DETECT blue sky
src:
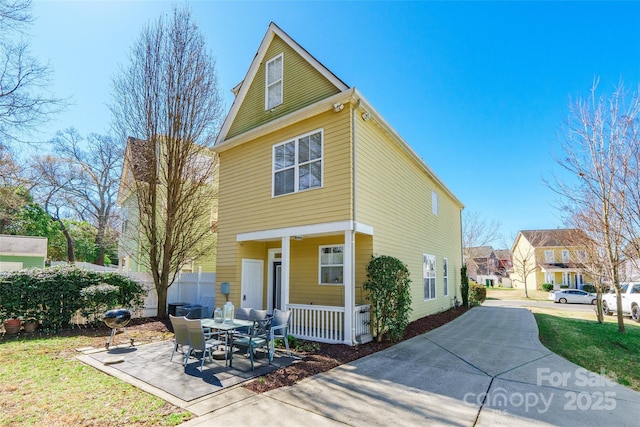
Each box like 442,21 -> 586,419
26,0 -> 640,247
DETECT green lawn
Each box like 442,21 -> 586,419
535,312 -> 640,391
0,335 -> 191,426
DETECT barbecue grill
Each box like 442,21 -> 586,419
103,308 -> 135,350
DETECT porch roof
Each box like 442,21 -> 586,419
236,220 -> 374,242
539,263 -> 584,273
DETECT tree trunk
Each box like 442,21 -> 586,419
56,219 -> 75,263
615,287 -> 625,333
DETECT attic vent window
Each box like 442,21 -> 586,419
266,53 -> 283,110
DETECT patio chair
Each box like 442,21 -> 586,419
169,315 -> 190,366
233,317 -> 272,371
233,307 -> 252,334
249,308 -> 268,321
269,309 -> 291,362
184,318 -> 224,371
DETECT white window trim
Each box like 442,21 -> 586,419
544,250 -> 554,263
562,250 -> 570,263
319,244 -> 344,285
272,128 -> 324,197
265,53 -> 283,110
423,253 -> 436,300
443,257 -> 449,297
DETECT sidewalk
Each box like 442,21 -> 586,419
181,306 -> 640,426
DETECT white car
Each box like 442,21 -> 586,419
548,289 -> 597,304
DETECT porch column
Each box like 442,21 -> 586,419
281,236 -> 290,309
343,229 -> 354,345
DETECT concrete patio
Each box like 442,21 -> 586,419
77,339 -> 296,416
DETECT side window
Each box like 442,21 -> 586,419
443,258 -> 449,297
562,250 -> 570,263
265,53 -> 283,110
431,191 -> 438,215
423,254 -> 436,300
319,245 -> 343,285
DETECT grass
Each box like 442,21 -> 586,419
485,286 -> 550,301
0,333 -> 191,426
535,313 -> 640,391
484,286 -> 640,392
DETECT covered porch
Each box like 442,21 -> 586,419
540,264 -> 585,289
236,220 -> 374,345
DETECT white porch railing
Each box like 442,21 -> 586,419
286,303 -> 371,345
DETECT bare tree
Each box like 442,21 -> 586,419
551,81 -> 640,333
111,6 -> 223,317
28,155 -> 76,261
0,0 -> 64,142
462,210 -> 502,260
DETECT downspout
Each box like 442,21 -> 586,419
349,98 -> 361,345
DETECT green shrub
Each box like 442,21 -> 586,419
582,284 -> 597,293
541,283 -> 554,292
363,255 -> 412,342
0,266 -> 145,331
469,282 -> 487,305
461,265 -> 469,307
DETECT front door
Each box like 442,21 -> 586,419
241,259 -> 263,309
272,261 -> 282,311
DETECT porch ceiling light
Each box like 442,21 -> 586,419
293,235 -> 303,240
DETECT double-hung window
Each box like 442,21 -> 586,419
443,258 -> 449,297
319,245 -> 343,284
562,250 -> 570,263
266,53 -> 283,110
273,130 -> 322,196
423,254 -> 436,300
544,250 -> 554,263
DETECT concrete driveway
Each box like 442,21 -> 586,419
182,306 -> 640,426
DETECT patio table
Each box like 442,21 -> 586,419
201,318 -> 254,368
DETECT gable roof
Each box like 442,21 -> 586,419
518,229 -> 587,248
468,246 -> 494,259
215,22 -> 349,145
494,249 -> 512,261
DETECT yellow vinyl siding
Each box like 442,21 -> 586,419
355,114 -> 462,320
219,111 -> 352,235
227,35 -> 341,139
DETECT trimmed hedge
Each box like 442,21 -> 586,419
363,255 -> 412,342
0,265 -> 145,331
541,283 -> 554,292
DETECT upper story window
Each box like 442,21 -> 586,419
273,129 -> 323,196
432,191 -> 438,215
577,250 -> 587,262
319,245 -> 343,285
266,53 -> 283,110
562,250 -> 570,263
544,250 -> 554,263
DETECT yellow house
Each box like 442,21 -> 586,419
510,229 -> 589,290
213,23 -> 464,345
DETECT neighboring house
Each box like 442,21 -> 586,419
510,229 -> 588,290
0,234 -> 47,271
494,249 -> 512,277
116,137 -> 218,274
212,23 -> 464,345
466,246 -> 497,279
